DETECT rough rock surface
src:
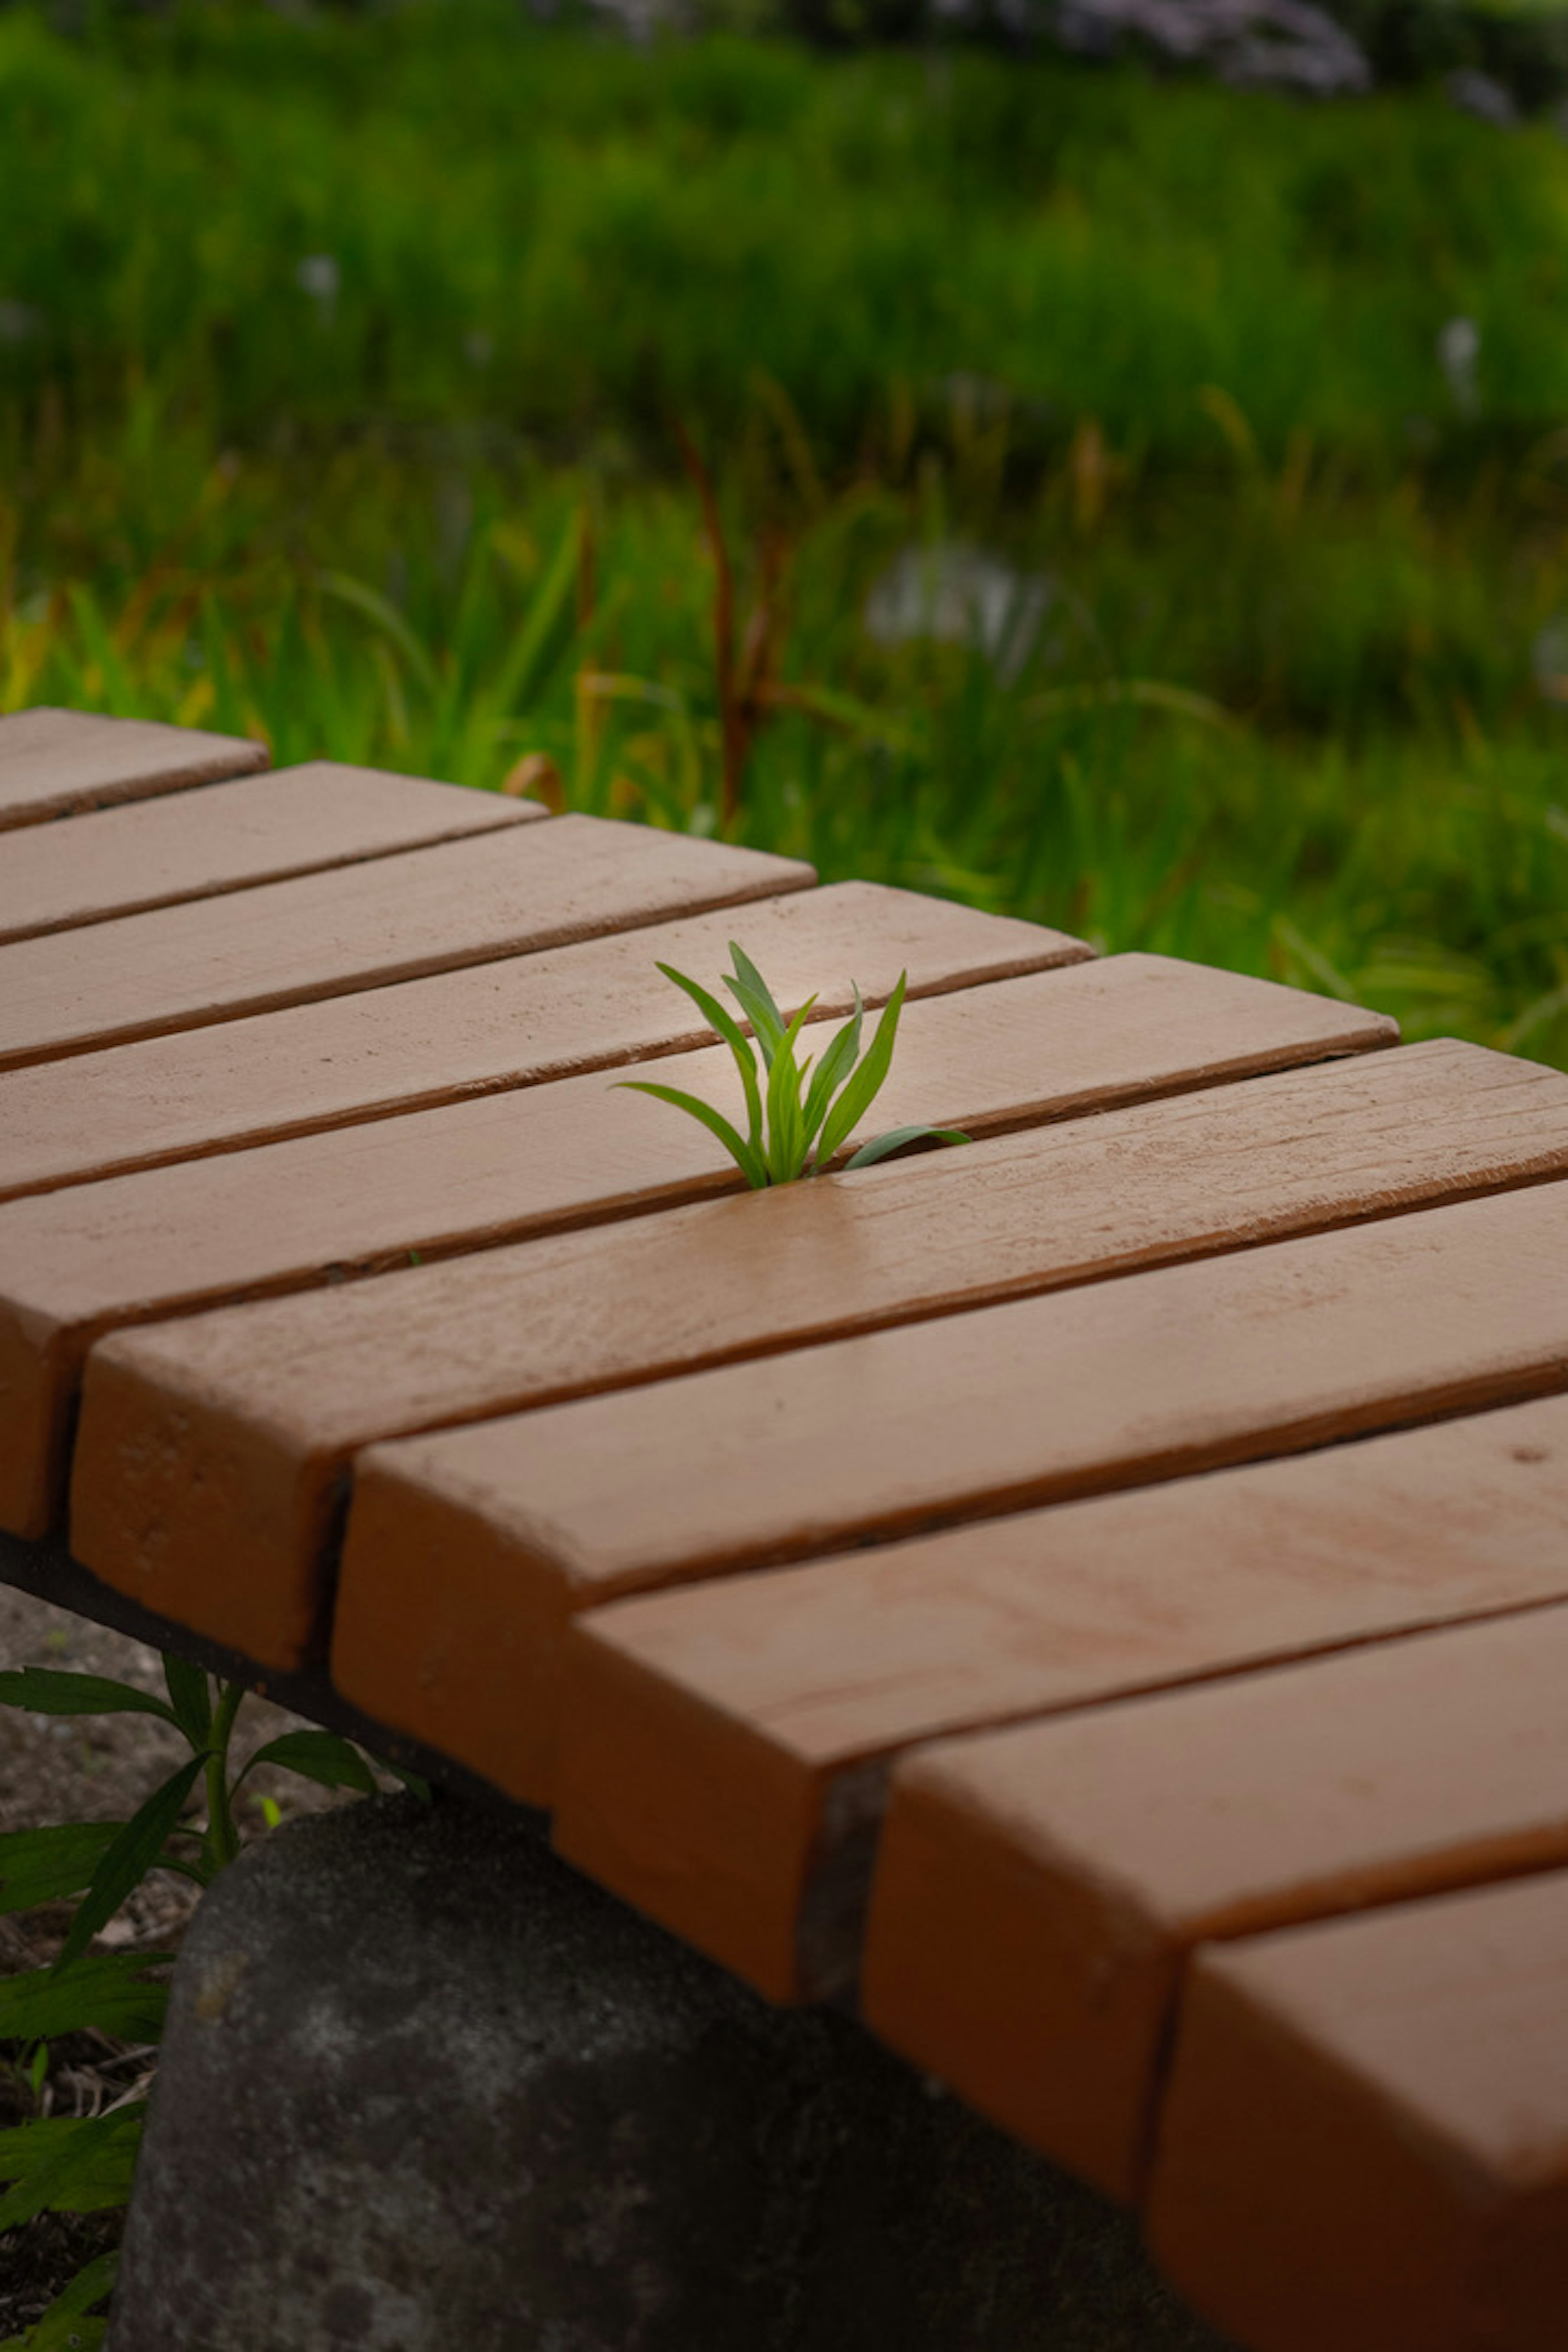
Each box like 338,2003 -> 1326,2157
109,1793 -> 1234,2352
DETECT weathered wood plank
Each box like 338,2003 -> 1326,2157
316,1182 -> 1568,1790
0,955 -> 1392,1543
0,883 -> 1092,1200
1147,1872 -> 1568,2352
552,1391 -> 1568,2005
0,762 -> 540,944
0,816 -> 813,1069
59,1092 -> 1568,1674
861,1605 -> 1568,2204
0,707 -> 267,829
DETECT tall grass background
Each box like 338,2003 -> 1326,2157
4,0 -> 1568,1062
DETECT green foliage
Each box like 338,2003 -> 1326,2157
618,946 -> 969,1183
0,1659 -> 415,2345
2,14 -> 1567,1069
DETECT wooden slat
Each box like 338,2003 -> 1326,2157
316,1182 -> 1568,1789
0,816 -> 813,1070
860,1605 -> 1568,2204
0,882 -> 1094,1200
551,1390 -> 1568,2005
1146,1873 -> 1568,2352
0,956 -> 1399,1538
0,707 -> 267,829
0,762 -> 541,944
62,1116 -> 1568,1676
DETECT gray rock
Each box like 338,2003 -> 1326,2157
1054,0 -> 1372,96
1445,67 -> 1520,127
110,1794 -> 1235,2352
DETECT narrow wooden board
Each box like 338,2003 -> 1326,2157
316,1181 -> 1568,1792
0,883 -> 1095,1201
0,969 -> 1410,1540
860,1603 -> 1568,2204
1147,1872 -> 1568,2352
0,816 -> 813,1071
552,1390 -> 1568,2006
0,762 -> 540,944
0,707 -> 268,830
64,1106 -> 1568,1674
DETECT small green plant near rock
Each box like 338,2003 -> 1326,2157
617,944 -> 969,1186
0,1657 -> 423,2350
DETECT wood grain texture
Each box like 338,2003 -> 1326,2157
861,1603 -> 1568,2203
0,708 -> 269,830
0,882 -> 1092,1201
552,1391 -> 1568,2005
0,762 -> 539,943
1147,1873 -> 1568,2352
0,973 -> 1415,1541
318,1180 -> 1568,1793
0,815 -> 813,1069
63,1030 -> 1508,1663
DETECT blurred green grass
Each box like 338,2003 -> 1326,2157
4,1 -> 1568,1063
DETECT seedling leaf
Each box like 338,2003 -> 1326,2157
722,971 -> 783,1069
0,2107 -> 144,2231
728,942 -> 786,1040
764,994 -> 817,1180
653,962 -> 762,1153
0,1670 -> 179,1730
614,1080 -> 767,1189
238,1730 -> 377,1797
0,1952 -> 170,2045
842,1125 -> 971,1171
55,1757 -> 205,1974
802,986 -> 864,1153
161,1655 -> 212,1746
814,970 -> 910,1165
0,1823 -> 124,1915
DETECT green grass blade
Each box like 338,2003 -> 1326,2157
764,993 -> 817,1181
802,984 -> 864,1154
722,971 -> 783,1069
728,942 -> 786,1038
0,1953 -> 170,2047
654,962 -> 763,1153
0,1824 -> 124,1916
55,1758 -> 205,1974
815,971 -> 910,1165
488,511 -> 581,715
842,1125 -> 972,1171
0,1670 -> 180,1730
614,1080 -> 767,1189
319,570 -> 440,698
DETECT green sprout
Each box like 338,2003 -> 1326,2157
617,943 -> 969,1187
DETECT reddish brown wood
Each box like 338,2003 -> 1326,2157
552,1390 -> 1568,2005
312,1182 -> 1568,1793
0,762 -> 539,944
0,707 -> 267,829
0,998 -> 1438,1542
861,1604 -> 1568,2203
0,817 -> 812,1070
0,883 -> 1093,1200
1147,1873 -> 1568,2352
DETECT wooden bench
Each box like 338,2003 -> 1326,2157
3,703 -> 1568,2352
